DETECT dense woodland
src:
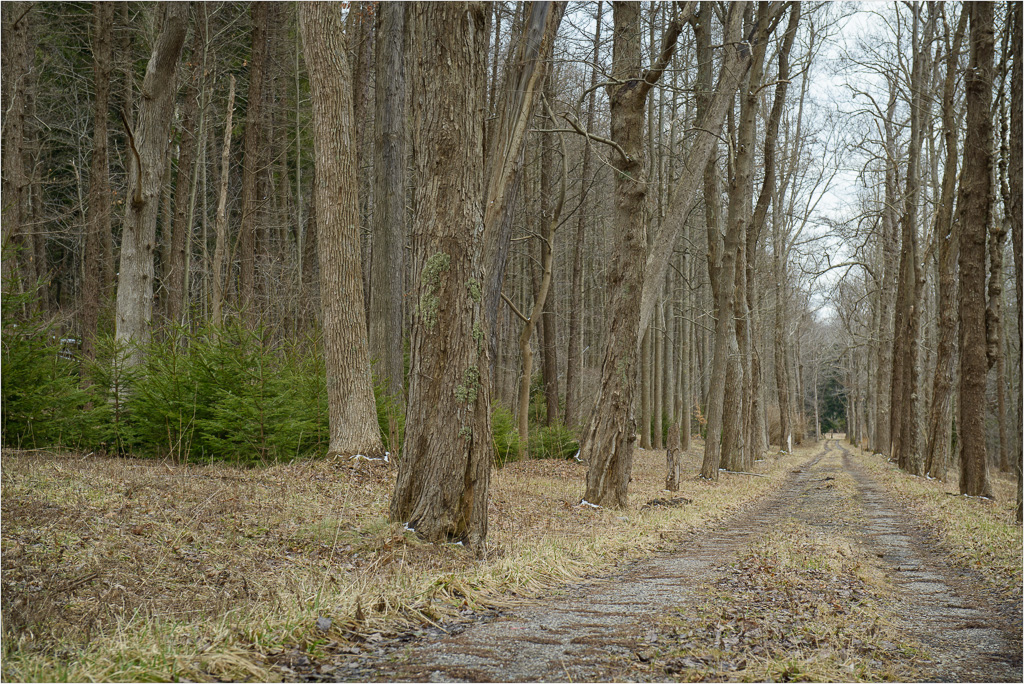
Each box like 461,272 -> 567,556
2,1 -> 1022,545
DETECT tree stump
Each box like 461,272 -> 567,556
665,423 -> 682,491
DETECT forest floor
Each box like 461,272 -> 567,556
1,438 -> 1020,682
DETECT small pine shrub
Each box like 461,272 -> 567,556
1,289 -> 89,448
528,422 -> 579,460
491,405 -> 521,465
79,334 -> 137,453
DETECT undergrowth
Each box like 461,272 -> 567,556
2,293 -> 578,466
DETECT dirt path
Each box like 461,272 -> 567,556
318,442 -> 1021,682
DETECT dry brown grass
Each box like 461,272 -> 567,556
1,441 -> 813,681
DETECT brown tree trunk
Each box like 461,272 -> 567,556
237,1 -> 270,319
565,1 -> 602,429
875,79 -> 900,457
81,1 -> 114,359
701,4 -> 772,479
211,76 -> 235,329
369,1 -> 407,401
299,2 -> 384,459
165,23 -> 202,327
665,422 -> 681,491
1006,1 -> 1023,520
114,3 -> 188,366
1,3 -> 32,288
481,2 -> 564,386
957,1 -> 995,499
579,1 -> 689,507
924,6 -> 967,480
390,2 -> 493,547
892,4 -> 933,476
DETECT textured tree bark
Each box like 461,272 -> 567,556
680,247 -> 692,452
665,422 -> 681,491
114,3 -> 188,367
237,1 -> 270,319
1007,1 -> 1023,520
165,23 -> 202,327
299,2 -> 384,459
874,79 -> 900,457
892,4 -> 933,476
369,1 -> 407,401
390,2 -> 493,547
957,1 -> 994,499
564,0 -> 602,429
924,6 -> 967,480
989,24 -> 1010,474
640,329 -> 653,449
700,4 -> 763,479
579,1 -> 686,507
211,76 -> 235,329
539,78 -> 560,428
755,4 -> 799,453
1,3 -> 32,288
81,1 -> 114,359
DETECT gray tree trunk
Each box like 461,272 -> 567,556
114,3 -> 188,366
299,1 -> 384,458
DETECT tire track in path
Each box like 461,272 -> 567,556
353,450 -> 829,682
837,442 -> 1022,682
330,442 -> 1020,682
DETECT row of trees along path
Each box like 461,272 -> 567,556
1,2 -> 1021,545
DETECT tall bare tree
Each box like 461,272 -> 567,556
565,1 -> 603,429
957,1 -> 995,498
391,2 -> 493,547
369,1 -> 407,400
237,1 -> 271,318
299,2 -> 384,459
114,3 -> 188,366
924,6 -> 967,479
1,3 -> 33,288
579,1 -> 692,506
81,1 -> 114,359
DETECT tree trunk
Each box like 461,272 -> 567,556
1,3 -> 32,287
166,22 -> 202,327
640,328 -> 653,449
1006,1 -> 1023,520
114,3 -> 188,367
875,78 -> 900,457
481,2 -> 564,385
924,6 -> 967,479
81,1 -> 114,359
211,77 -> 235,329
665,422 -> 681,491
701,4 -> 771,479
369,1 -> 407,401
299,2 -> 384,459
565,0 -> 602,429
238,1 -> 270,319
579,1 -> 689,508
390,2 -> 493,547
957,1 -> 995,499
